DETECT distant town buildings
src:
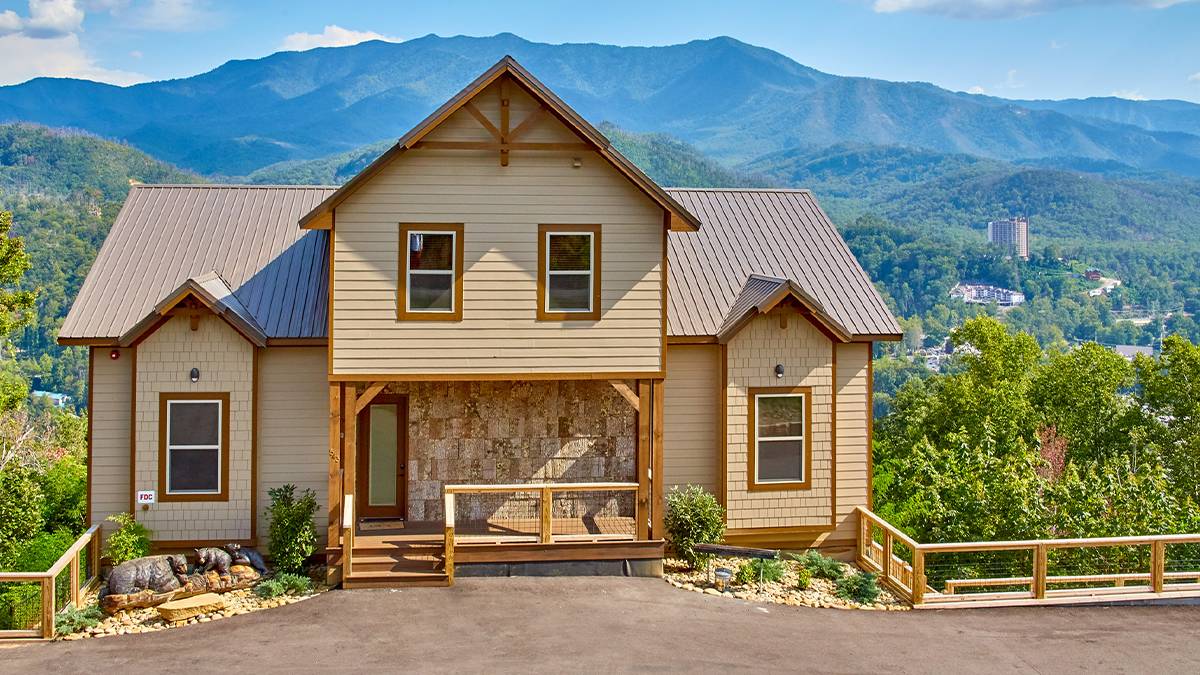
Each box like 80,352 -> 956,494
987,216 -> 1029,260
1111,345 -> 1154,361
1084,268 -> 1103,281
31,390 -> 71,408
951,283 -> 1026,307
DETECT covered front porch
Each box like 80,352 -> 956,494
325,378 -> 667,587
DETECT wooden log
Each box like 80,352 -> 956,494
693,543 -> 777,559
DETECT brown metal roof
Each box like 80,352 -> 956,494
716,274 -> 852,344
59,184 -> 335,342
665,188 -> 900,340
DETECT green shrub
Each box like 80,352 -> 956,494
274,572 -> 312,595
835,571 -> 881,604
254,579 -> 285,599
266,484 -> 318,575
794,549 -> 846,580
102,513 -> 152,564
38,455 -> 87,535
0,583 -> 41,630
734,557 -> 786,585
0,466 -> 43,566
795,566 -> 813,590
10,530 -> 75,572
55,604 -> 102,635
663,485 -> 725,568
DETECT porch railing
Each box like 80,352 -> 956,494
443,481 -> 640,582
0,524 -> 102,640
857,507 -> 1200,608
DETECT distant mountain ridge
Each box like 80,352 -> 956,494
2,33 -> 1200,176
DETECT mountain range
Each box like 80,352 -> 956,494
2,33 -> 1200,177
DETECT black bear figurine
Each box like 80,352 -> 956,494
224,543 -> 269,576
195,547 -> 233,576
104,554 -> 189,597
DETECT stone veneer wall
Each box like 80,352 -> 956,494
725,307 -> 834,530
382,380 -> 636,521
134,315 -> 254,541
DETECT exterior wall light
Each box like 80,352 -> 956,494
190,368 -> 200,383
109,349 -> 120,360
774,363 -> 785,379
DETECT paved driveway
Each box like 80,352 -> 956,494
3,577 -> 1198,673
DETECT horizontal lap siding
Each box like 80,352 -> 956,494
257,348 -> 329,543
829,342 -> 871,548
90,347 -> 132,536
663,345 -> 720,494
332,81 -> 664,376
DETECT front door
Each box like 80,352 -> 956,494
356,394 -> 407,520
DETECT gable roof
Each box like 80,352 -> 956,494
118,271 -> 268,347
59,184 -> 335,344
666,188 -> 900,340
716,275 -> 852,344
297,55 -> 701,233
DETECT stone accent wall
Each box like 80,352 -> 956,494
134,315 -> 254,541
725,307 -> 834,530
383,380 -> 636,521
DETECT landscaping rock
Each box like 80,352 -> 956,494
157,593 -> 226,622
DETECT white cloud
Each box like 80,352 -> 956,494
0,33 -> 146,85
999,69 -> 1024,89
128,49 -> 141,58
280,24 -> 400,52
872,0 -> 1193,20
967,85 -> 986,94
1111,89 -> 1148,100
1049,39 -> 1064,49
1189,72 -> 1200,84
0,0 -> 85,39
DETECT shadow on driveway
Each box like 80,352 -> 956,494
3,576 -> 1199,673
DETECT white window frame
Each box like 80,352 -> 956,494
544,230 -> 595,314
405,230 -> 458,314
754,392 -> 807,485
165,399 -> 223,495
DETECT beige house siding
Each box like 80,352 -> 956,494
662,344 -> 720,494
724,308 -> 834,530
258,347 -> 328,544
332,79 -> 665,377
134,315 -> 254,541
829,342 -> 871,550
90,347 -> 132,535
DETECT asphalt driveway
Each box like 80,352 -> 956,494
3,577 -> 1198,673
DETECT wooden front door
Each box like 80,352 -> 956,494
356,394 -> 407,520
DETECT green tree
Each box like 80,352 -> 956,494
0,212 -> 34,337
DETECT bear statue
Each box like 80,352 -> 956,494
224,543 -> 270,576
195,547 -> 233,576
104,554 -> 189,597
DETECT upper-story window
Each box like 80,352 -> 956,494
538,224 -> 601,321
398,223 -> 464,321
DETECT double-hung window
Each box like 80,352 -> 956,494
538,224 -> 601,321
399,223 -> 464,321
159,393 -> 229,500
749,387 -> 811,490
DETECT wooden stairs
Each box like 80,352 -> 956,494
342,527 -> 450,589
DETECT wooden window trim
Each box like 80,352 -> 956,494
537,224 -> 601,322
746,386 -> 812,492
397,223 -> 465,322
158,391 -> 231,502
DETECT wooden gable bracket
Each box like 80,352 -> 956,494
447,77 -> 558,167
354,382 -> 389,415
609,380 -> 640,410
165,297 -> 207,331
499,78 -> 509,166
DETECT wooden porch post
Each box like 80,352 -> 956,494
342,385 -> 358,576
651,379 -> 665,540
326,383 -> 343,584
636,380 -> 651,540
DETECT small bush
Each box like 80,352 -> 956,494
38,455 -> 87,535
10,530 -> 75,572
0,466 -> 43,566
735,557 -> 786,585
103,512 -> 152,564
275,572 -> 312,595
266,484 -> 318,575
835,571 -> 881,604
664,485 -> 725,568
795,566 -> 813,590
55,604 -> 102,635
254,579 -> 285,599
794,549 -> 845,580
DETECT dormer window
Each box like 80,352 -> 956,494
398,223 -> 464,321
537,224 -> 601,321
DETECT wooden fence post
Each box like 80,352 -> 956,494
882,529 -> 894,584
1152,541 -> 1165,593
444,492 -> 456,586
540,487 -> 553,544
41,576 -> 54,639
911,548 -> 925,605
69,551 -> 80,609
1033,544 -> 1048,599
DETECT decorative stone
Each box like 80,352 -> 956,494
101,564 -> 259,614
158,594 -> 226,622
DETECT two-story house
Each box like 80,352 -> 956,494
59,57 -> 899,587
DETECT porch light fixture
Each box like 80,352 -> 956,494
572,157 -> 582,168
190,368 -> 200,383
109,349 -> 120,360
774,364 -> 785,379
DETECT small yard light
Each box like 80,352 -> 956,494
774,363 -> 785,379
714,567 -> 733,593
190,367 -> 200,383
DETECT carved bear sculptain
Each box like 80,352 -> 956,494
224,543 -> 269,576
195,547 -> 233,576
104,554 -> 189,597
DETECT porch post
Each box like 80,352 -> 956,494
651,379 -> 665,540
341,385 -> 358,578
326,383 -> 343,584
636,380 -> 651,540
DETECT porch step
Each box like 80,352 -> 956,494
344,532 -> 450,588
343,570 -> 450,589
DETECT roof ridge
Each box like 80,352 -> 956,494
664,187 -> 813,194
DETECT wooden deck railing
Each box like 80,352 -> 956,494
442,481 -> 641,583
857,507 -> 1200,608
0,524 -> 102,639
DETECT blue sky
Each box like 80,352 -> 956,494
0,0 -> 1197,102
